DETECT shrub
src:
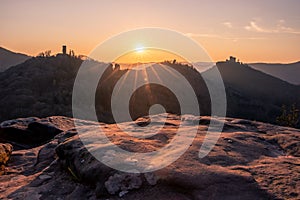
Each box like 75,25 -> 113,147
276,104 -> 299,128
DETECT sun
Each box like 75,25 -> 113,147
135,46 -> 145,53
114,48 -> 187,64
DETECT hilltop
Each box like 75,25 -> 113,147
0,47 -> 31,72
204,60 -> 300,125
0,55 -> 299,127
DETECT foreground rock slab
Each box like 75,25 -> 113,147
0,115 -> 299,199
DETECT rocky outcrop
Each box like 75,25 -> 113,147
0,115 -> 299,199
0,116 -> 73,150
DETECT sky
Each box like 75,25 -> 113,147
1,0 -> 300,63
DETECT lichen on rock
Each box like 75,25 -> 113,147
0,143 -> 13,175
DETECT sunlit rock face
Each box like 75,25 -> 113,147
0,114 -> 299,199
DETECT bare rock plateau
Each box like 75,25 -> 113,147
0,114 -> 299,200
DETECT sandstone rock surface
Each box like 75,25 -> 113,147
0,115 -> 299,200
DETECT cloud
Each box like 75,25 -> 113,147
222,22 -> 233,28
245,20 -> 300,34
276,19 -> 300,34
244,21 -> 269,33
185,33 -> 221,38
184,32 -> 266,41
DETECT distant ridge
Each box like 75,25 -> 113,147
248,61 -> 300,85
192,61 -> 215,73
0,47 -> 31,72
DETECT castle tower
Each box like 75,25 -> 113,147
62,45 -> 67,54
229,56 -> 236,63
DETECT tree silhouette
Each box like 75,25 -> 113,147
276,104 -> 299,128
37,50 -> 51,57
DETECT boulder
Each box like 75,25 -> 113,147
104,173 -> 143,195
0,117 -> 63,149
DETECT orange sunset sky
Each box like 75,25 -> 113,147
1,0 -> 300,63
